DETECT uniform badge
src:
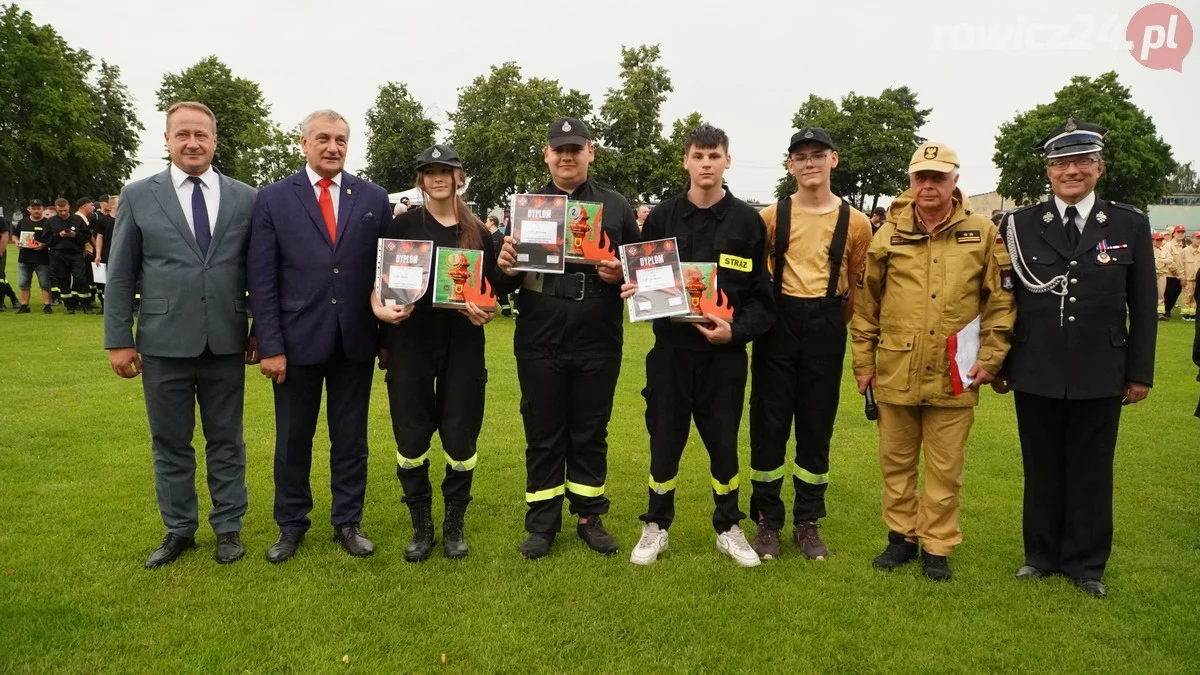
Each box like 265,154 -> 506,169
804,129 -> 814,139
1096,211 -> 1107,223
346,188 -> 352,195
432,148 -> 442,158
1065,118 -> 1077,132
924,146 -> 939,159
1000,270 -> 1014,291
1042,212 -> 1055,223
562,121 -> 572,132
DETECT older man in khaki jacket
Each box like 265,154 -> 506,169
851,141 -> 1015,582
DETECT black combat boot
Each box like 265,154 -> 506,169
443,501 -> 470,559
404,502 -> 435,563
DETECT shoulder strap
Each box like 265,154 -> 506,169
772,197 -> 791,296
825,200 -> 851,298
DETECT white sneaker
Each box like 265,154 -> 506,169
716,525 -> 761,567
630,523 -> 669,565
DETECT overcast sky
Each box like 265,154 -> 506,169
20,0 -> 1199,202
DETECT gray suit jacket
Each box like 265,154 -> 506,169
104,167 -> 257,357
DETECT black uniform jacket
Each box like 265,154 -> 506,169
513,179 -> 641,359
1001,196 -> 1156,399
641,188 -> 775,350
380,209 -> 514,360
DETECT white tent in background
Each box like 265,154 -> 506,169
388,187 -> 424,206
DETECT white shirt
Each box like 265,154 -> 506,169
1054,191 -> 1095,234
170,163 -> 220,239
306,164 -> 341,224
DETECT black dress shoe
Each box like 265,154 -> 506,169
266,531 -> 304,564
144,533 -> 196,569
1074,578 -> 1108,598
1015,565 -> 1053,580
216,532 -> 245,564
334,524 -> 375,557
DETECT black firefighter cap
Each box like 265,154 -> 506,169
1036,118 -> 1107,159
28,198 -> 44,207
416,144 -> 463,170
788,127 -> 835,153
547,117 -> 591,148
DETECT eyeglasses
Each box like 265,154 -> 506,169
1047,157 -> 1099,170
789,152 -> 829,167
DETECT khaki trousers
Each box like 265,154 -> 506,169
1157,275 -> 1167,314
877,402 -> 974,556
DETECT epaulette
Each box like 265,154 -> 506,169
1008,203 -> 1042,215
1108,201 -> 1145,215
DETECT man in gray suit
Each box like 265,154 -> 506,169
104,101 -> 258,568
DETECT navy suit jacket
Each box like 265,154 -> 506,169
248,168 -> 392,366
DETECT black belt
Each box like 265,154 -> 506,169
536,271 -> 612,301
779,295 -> 844,309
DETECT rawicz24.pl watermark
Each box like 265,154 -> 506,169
930,3 -> 1192,71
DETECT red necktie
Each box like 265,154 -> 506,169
317,177 -> 337,243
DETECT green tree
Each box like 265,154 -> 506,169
0,4 -> 109,206
649,112 -> 703,199
362,82 -> 437,192
774,88 -> 929,209
88,60 -> 144,195
448,62 -> 591,212
993,71 -> 1174,210
251,124 -> 304,185
591,45 -> 673,201
156,56 -> 273,184
1166,160 -> 1198,194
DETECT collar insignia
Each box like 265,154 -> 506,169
1096,211 -> 1106,223
1043,211 -> 1055,223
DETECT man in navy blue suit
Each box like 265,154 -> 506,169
248,109 -> 392,563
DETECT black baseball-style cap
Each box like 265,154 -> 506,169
28,199 -> 43,207
416,144 -> 463,170
547,117 -> 591,148
788,127 -> 835,153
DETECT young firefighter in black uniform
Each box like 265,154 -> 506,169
48,197 -> 96,314
624,124 -> 776,567
497,117 -> 642,560
372,145 -> 510,561
993,119 -> 1156,599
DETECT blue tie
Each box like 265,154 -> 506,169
189,176 -> 211,255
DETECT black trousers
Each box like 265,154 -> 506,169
1013,391 -> 1122,580
749,297 -> 847,528
387,323 -> 485,506
519,354 -> 620,534
1164,277 -> 1182,316
50,250 -> 91,307
641,346 -> 748,533
271,342 -> 374,533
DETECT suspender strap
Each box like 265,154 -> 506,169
825,200 -> 851,298
772,197 -> 791,297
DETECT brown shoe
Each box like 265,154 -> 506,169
793,521 -> 830,560
752,523 -> 781,560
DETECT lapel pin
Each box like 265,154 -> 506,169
346,188 -> 352,195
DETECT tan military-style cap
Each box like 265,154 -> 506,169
909,142 -> 960,173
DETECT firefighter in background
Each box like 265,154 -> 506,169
372,144 -> 512,562
1181,231 -> 1199,322
1154,232 -> 1172,320
851,141 -> 1015,583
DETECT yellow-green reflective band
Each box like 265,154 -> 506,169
794,463 -> 829,485
445,451 -> 478,472
649,476 -> 677,495
750,466 -> 786,483
711,475 -> 740,495
526,484 -> 565,503
566,480 -> 605,497
396,449 -> 430,469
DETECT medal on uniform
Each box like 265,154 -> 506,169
1096,238 -> 1110,264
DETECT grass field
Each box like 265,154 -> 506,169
1,249 -> 1198,673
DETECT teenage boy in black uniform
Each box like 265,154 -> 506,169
497,117 -> 641,560
49,197 -> 96,314
624,123 -> 775,567
14,200 -> 53,313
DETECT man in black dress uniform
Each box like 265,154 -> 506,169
994,118 -> 1156,598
